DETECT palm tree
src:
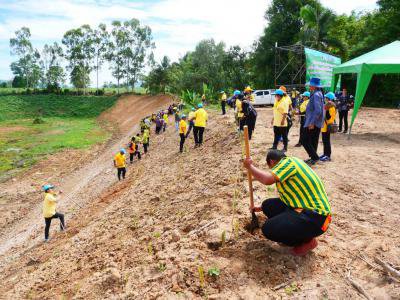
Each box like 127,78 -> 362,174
300,4 -> 345,54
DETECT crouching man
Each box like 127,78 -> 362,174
243,149 -> 332,256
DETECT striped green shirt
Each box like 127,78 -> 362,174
271,157 -> 331,216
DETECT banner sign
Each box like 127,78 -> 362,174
305,47 -> 341,89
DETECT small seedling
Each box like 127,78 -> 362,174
221,231 -> 226,247
147,242 -> 153,255
153,231 -> 161,239
284,282 -> 299,296
198,265 -> 205,288
158,262 -> 167,272
207,267 -> 220,277
233,219 -> 240,239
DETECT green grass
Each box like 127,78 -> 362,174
0,94 -> 118,179
0,87 -> 148,96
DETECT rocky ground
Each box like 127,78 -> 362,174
0,96 -> 399,299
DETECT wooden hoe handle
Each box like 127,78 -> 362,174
243,126 -> 254,209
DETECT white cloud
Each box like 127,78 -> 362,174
0,0 -> 377,84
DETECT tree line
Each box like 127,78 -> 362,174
144,0 -> 399,107
9,18 -> 154,94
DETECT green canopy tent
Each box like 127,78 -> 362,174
331,40 -> 400,133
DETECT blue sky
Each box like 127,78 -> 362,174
0,0 -> 377,85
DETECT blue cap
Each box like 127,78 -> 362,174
302,91 -> 310,98
325,92 -> 335,100
233,90 -> 241,96
191,107 -> 195,111
181,114 -> 186,118
197,103 -> 203,108
307,77 -> 321,87
120,148 -> 126,154
274,89 -> 284,96
42,184 -> 55,191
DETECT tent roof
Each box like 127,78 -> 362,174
333,40 -> 400,74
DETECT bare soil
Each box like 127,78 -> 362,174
0,99 -> 399,299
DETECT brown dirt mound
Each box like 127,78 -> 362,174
0,106 -> 399,299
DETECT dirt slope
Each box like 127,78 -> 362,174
0,94 -> 172,264
0,104 -> 399,299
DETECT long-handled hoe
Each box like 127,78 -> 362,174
243,126 -> 259,233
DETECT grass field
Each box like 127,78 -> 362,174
0,94 -> 118,178
0,87 -> 147,95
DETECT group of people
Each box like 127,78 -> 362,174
271,77 -> 353,165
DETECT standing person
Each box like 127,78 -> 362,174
193,103 -> 208,147
242,96 -> 257,140
295,92 -> 310,147
303,77 -> 324,165
142,127 -> 150,154
163,111 -> 169,132
174,108 -> 180,131
179,115 -> 188,153
280,86 -> 293,137
235,93 -> 244,130
220,91 -> 227,115
114,149 -> 127,181
42,184 -> 65,242
270,89 -> 289,152
242,150 -> 332,256
133,133 -> 142,160
128,138 -> 136,164
320,92 -> 336,162
155,116 -> 162,134
186,107 -> 195,138
337,88 -> 349,133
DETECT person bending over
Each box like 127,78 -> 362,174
243,149 -> 332,256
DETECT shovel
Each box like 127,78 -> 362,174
243,126 -> 259,233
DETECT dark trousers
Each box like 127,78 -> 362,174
179,133 -> 186,152
261,198 -> 325,246
339,110 -> 348,132
143,143 -> 148,153
186,121 -> 194,138
322,131 -> 331,158
135,151 -> 141,160
298,115 -> 306,144
193,126 -> 205,145
117,167 -> 126,180
239,118 -> 246,131
221,101 -> 226,115
246,116 -> 257,140
155,126 -> 161,134
129,153 -> 134,163
45,212 -> 65,239
272,126 -> 288,150
302,127 -> 321,161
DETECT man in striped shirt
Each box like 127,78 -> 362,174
243,149 -> 332,256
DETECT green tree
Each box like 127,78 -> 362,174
144,56 -> 171,94
62,25 -> 95,93
41,42 -> 65,90
92,23 -> 109,91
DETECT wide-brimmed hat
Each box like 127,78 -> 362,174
307,77 -> 321,87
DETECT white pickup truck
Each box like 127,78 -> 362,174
252,89 -> 275,106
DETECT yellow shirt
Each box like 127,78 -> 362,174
283,95 -> 292,107
163,114 -> 169,123
179,119 -> 187,134
236,99 -> 243,118
193,108 -> 208,127
43,193 -> 57,218
322,106 -> 336,133
249,94 -> 255,102
114,153 -> 126,168
273,98 -> 289,127
142,129 -> 150,143
221,93 -> 227,101
299,99 -> 309,114
188,111 -> 195,121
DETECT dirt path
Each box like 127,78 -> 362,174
0,104 -> 399,299
0,94 -> 173,265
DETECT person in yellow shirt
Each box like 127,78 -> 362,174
186,107 -> 195,138
270,89 -> 289,151
280,86 -> 293,137
179,115 -> 188,153
163,111 -> 169,132
244,86 -> 255,103
320,92 -> 336,162
236,96 -> 243,129
114,148 -> 127,180
42,184 -> 65,242
220,91 -> 227,115
295,92 -> 310,147
193,103 -> 208,147
142,127 -> 150,154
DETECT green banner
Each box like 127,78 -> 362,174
305,47 -> 341,89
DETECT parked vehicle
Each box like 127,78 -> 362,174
253,89 -> 275,106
